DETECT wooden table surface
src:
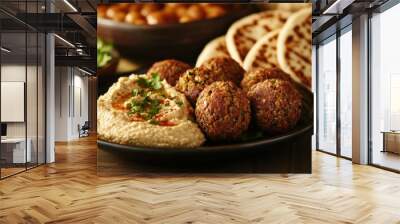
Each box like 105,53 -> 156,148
1,136 -> 400,223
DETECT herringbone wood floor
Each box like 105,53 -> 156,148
1,136 -> 400,224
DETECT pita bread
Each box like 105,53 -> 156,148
277,7 -> 312,89
263,3 -> 311,12
196,36 -> 229,67
226,10 -> 291,65
243,29 -> 281,71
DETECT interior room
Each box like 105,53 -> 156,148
54,67 -> 91,141
313,0 -> 400,172
0,0 -> 400,223
0,0 -> 96,179
369,4 -> 400,170
0,1 -> 46,178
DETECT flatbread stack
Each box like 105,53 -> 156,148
243,29 -> 281,71
196,5 -> 312,89
225,10 -> 291,65
196,36 -> 230,67
277,8 -> 312,89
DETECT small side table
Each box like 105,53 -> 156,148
1,138 -> 32,164
381,131 -> 400,154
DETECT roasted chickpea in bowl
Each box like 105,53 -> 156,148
97,4 -> 254,59
98,3 -> 233,25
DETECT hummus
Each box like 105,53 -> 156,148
97,74 -> 205,148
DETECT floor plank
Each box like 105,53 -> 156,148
0,136 -> 400,224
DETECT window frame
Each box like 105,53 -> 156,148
0,1 -> 47,180
315,23 -> 353,161
367,0 -> 400,173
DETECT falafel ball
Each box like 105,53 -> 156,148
147,59 -> 191,86
175,66 -> 225,105
241,67 -> 292,93
247,79 -> 302,134
195,81 -> 251,141
200,56 -> 245,85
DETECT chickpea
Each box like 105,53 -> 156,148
165,11 -> 179,23
164,3 -> 185,10
130,18 -> 146,25
186,5 -> 206,21
103,3 -> 231,25
116,3 -> 130,11
203,5 -> 227,19
128,4 -> 142,12
179,15 -> 193,23
125,11 -> 144,24
106,6 -> 126,22
165,4 -> 189,10
146,11 -> 177,25
146,12 -> 163,25
164,4 -> 182,17
174,6 -> 188,18
163,5 -> 175,15
140,4 -> 162,17
97,5 -> 107,18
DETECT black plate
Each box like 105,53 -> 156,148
97,85 -> 313,159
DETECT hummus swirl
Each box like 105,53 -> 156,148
97,74 -> 205,148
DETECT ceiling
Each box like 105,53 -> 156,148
0,0 -> 97,73
0,0 -> 96,14
312,0 -> 390,44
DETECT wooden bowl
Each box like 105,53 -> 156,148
97,7 -> 254,60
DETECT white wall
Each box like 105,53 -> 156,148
54,67 -> 89,141
1,65 -> 29,138
1,63 -> 46,164
55,66 -> 70,141
1,64 -> 25,138
72,73 -> 89,138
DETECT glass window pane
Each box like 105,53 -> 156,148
1,0 -> 46,179
340,28 -> 352,158
1,31 -> 27,177
317,36 -> 337,154
371,3 -> 400,171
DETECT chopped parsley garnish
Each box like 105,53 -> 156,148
136,73 -> 162,90
148,99 -> 161,117
149,119 -> 160,125
128,95 -> 161,119
175,99 -> 183,107
127,73 -> 164,121
97,39 -> 113,68
132,89 -> 142,97
150,73 -> 162,90
136,77 -> 149,88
